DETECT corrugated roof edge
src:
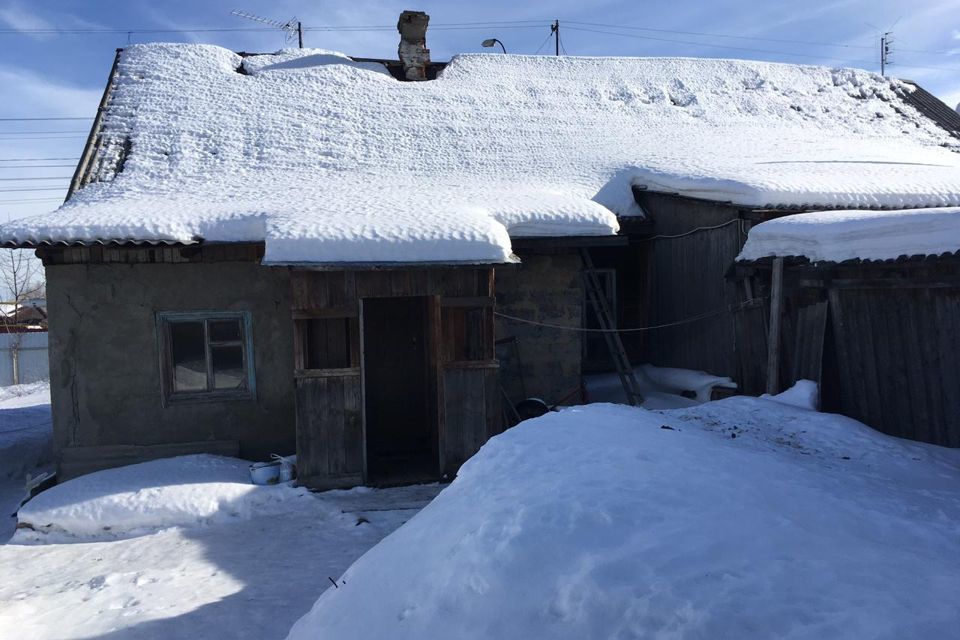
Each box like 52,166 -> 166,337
900,80 -> 960,138
734,249 -> 960,267
631,185 -> 960,213
3,238 -> 197,249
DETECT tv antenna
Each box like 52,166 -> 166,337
880,31 -> 893,76
231,9 -> 303,48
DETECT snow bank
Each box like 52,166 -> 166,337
16,454 -> 317,539
764,379 -> 819,410
287,400 -> 960,639
738,206 -> 960,262
3,47 -> 960,263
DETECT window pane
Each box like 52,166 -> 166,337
212,345 -> 245,390
170,321 -> 207,392
209,319 -> 242,343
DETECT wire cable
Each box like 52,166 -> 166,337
533,30 -> 554,55
0,164 -> 75,169
566,21 -> 877,50
495,298 -> 766,333
0,176 -> 72,181
0,197 -> 64,204
0,187 -> 68,193
0,157 -> 79,162
0,117 -> 91,122
564,25 -> 879,66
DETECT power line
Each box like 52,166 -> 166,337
566,21 -> 877,51
0,197 -> 63,204
0,164 -> 75,169
0,187 -> 68,193
533,29 -> 554,55
0,20 -> 550,35
0,117 -> 91,122
563,25 -> 879,65
564,25 -> 960,73
0,176 -> 72,181
0,157 -> 79,162
0,131 -> 88,136
0,135 -> 87,140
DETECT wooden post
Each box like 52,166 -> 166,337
766,257 -> 784,395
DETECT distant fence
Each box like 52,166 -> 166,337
0,332 -> 48,386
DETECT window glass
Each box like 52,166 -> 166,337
209,319 -> 242,343
170,321 -> 207,392
212,345 -> 245,390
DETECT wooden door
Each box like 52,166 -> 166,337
293,312 -> 365,489
439,296 -> 502,474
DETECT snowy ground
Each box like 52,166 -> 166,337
0,381 -> 52,541
3,383 -> 958,639
288,394 -> 960,639
0,455 -> 442,639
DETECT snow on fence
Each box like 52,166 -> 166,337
0,332 -> 48,387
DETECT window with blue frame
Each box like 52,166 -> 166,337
157,311 -> 256,403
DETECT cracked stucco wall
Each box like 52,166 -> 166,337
45,261 -> 295,477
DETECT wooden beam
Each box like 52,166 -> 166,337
440,296 -> 495,308
295,367 -> 361,379
766,257 -> 784,395
292,307 -> 358,319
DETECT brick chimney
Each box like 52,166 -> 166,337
397,10 -> 430,81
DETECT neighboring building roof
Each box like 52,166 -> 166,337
737,207 -> 960,263
2,45 -> 960,264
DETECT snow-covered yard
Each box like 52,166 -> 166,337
288,396 -> 960,639
0,381 -> 52,541
1,384 -> 958,639
0,454 -> 442,638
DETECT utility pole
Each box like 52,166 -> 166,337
551,20 -> 559,56
298,21 -> 303,48
880,31 -> 893,76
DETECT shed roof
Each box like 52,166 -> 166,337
2,45 -> 960,264
737,207 -> 960,264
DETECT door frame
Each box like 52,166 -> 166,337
358,295 -> 442,483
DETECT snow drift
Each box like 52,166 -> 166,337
15,454 -> 318,539
2,46 -> 960,263
287,399 -> 960,639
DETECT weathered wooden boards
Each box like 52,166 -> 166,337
292,267 -> 502,488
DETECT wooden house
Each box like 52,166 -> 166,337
5,20 -> 960,486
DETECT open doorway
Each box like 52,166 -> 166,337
362,296 -> 437,485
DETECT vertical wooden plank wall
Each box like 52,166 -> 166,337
828,286 -> 960,447
291,268 -> 502,488
737,261 -> 960,447
636,193 -> 746,378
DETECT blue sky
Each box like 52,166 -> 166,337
1,0 -> 958,220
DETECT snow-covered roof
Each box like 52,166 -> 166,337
737,207 -> 960,263
3,45 -> 960,264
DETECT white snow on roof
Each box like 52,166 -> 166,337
737,207 -> 960,263
3,45 -> 960,263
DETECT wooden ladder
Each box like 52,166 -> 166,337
580,248 -> 645,406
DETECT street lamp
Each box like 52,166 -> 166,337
481,38 -> 507,53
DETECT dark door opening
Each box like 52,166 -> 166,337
362,296 -> 437,485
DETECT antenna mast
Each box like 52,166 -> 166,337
231,9 -> 303,48
880,31 -> 893,76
